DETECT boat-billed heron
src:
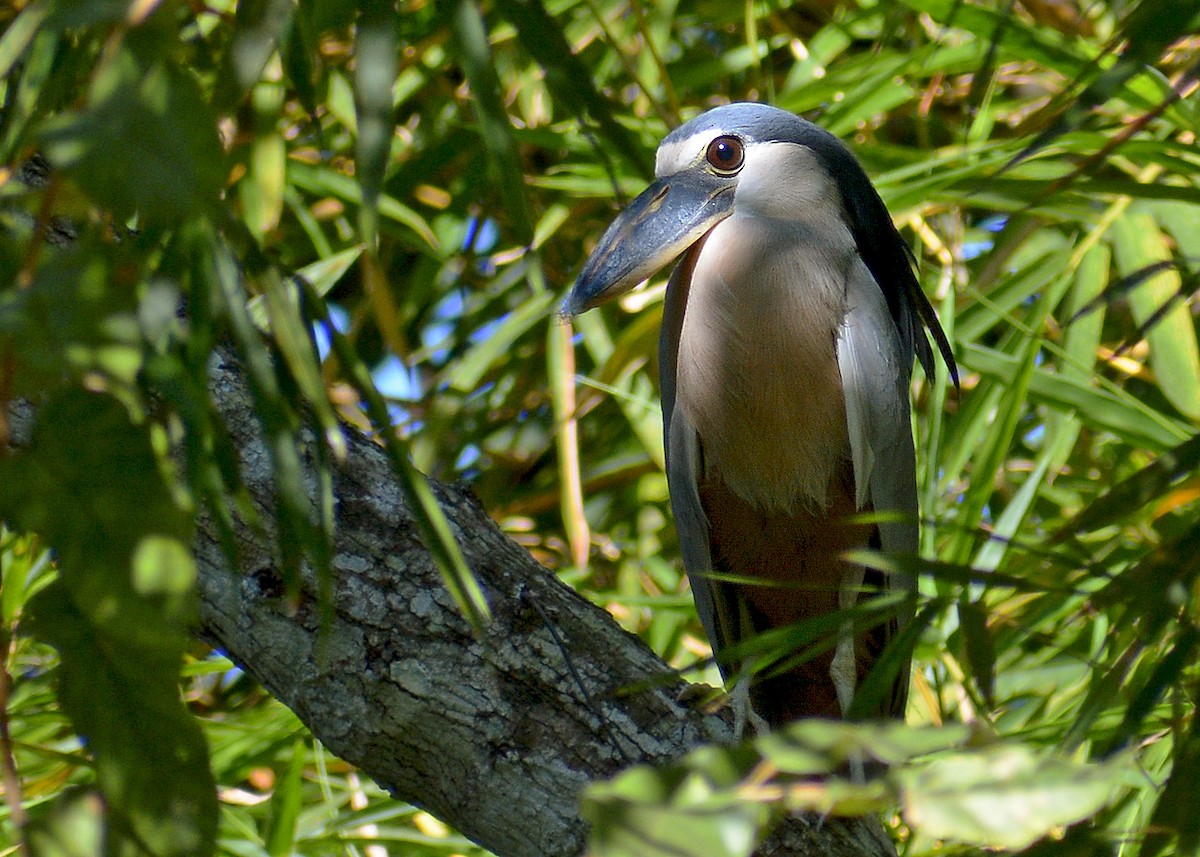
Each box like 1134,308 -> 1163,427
564,103 -> 955,727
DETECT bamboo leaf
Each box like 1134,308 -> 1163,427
441,288 -> 558,393
265,739 -> 307,856
354,0 -> 397,242
439,0 -> 535,246
1108,211 -> 1200,420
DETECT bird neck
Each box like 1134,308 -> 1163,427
671,215 -> 853,513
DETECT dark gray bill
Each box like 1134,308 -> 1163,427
563,172 -> 736,316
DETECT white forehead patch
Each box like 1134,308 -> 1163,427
653,131 -> 844,226
654,130 -> 730,177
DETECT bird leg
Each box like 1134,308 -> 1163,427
728,666 -> 771,742
830,563 -> 865,717
831,563 -> 868,782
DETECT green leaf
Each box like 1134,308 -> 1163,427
1109,211 -> 1200,421
439,0 -> 534,246
240,84 -> 287,240
213,0 -> 296,108
300,281 -> 491,632
958,599 -> 995,708
442,289 -> 557,392
28,583 -> 217,857
0,0 -> 50,82
265,739 -> 307,856
131,534 -> 197,596
287,161 -> 438,249
1063,433 -> 1200,536
296,244 -> 366,296
759,721 -> 970,774
900,745 -> 1126,849
0,237 -> 143,396
584,745 -> 767,857
202,226 -> 325,594
39,47 -> 224,224
354,0 -> 397,242
247,243 -> 364,329
26,789 -> 106,857
961,342 -> 1187,451
0,11 -> 56,161
494,0 -> 654,180
1140,691 -> 1200,857
0,390 -> 214,857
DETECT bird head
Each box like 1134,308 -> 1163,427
562,103 -> 861,316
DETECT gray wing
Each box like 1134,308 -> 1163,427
659,255 -> 728,659
836,258 -> 920,714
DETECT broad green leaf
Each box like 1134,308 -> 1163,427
39,49 -> 224,224
0,237 -> 143,397
1,390 -> 215,857
29,583 -> 217,857
585,745 -> 767,857
901,745 -> 1127,849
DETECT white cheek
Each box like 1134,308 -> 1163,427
734,142 -> 844,223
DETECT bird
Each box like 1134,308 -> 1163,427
563,103 -> 955,728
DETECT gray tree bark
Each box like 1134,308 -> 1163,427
9,349 -> 895,857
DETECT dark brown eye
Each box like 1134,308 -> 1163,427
706,136 -> 744,174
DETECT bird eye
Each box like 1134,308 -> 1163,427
705,136 -> 744,174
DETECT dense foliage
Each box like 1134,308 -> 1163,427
1,0 -> 1199,855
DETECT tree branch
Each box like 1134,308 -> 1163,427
8,349 -> 894,857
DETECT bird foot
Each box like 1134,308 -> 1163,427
728,673 -> 771,742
